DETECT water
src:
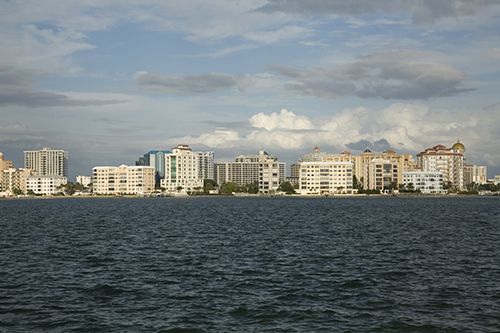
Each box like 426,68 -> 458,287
0,196 -> 499,332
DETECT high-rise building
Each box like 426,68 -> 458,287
161,145 -> 203,193
367,158 -> 398,191
353,149 -> 415,190
92,165 -> 155,195
0,152 -> 14,172
24,147 -> 68,177
417,141 -> 465,190
198,151 -> 215,181
215,151 -> 285,193
136,150 -> 171,187
464,164 -> 487,185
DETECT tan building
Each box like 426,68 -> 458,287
0,152 -> 15,192
464,164 -> 487,185
367,158 -> 398,191
353,149 -> 415,190
1,168 -> 34,195
417,141 -> 465,190
93,165 -> 155,195
299,161 -> 354,195
215,150 -> 285,193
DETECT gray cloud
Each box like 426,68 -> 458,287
258,0 -> 498,23
346,138 -> 392,152
0,67 -> 124,107
271,51 -> 473,100
135,71 -> 246,94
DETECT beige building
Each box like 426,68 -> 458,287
0,152 -> 15,192
1,168 -> 34,195
417,141 -> 465,190
215,150 -> 285,193
24,147 -> 68,177
464,164 -> 487,185
93,165 -> 155,195
26,176 -> 67,195
299,161 -> 354,195
353,149 -> 415,190
367,158 -> 399,191
161,144 -> 204,194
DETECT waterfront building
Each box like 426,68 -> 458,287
75,175 -> 92,187
92,165 -> 155,195
353,149 -> 415,190
493,175 -> 500,185
136,150 -> 171,187
367,158 -> 399,191
24,147 -> 68,177
464,164 -> 487,185
403,171 -> 445,194
215,151 -> 285,193
1,168 -> 34,195
417,141 -> 465,190
299,161 -> 354,195
290,163 -> 300,178
0,152 -> 14,172
161,145 -> 203,194
198,151 -> 215,181
26,176 -> 67,195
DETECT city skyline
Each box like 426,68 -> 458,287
1,1 -> 500,178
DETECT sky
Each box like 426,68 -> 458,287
1,0 -> 500,179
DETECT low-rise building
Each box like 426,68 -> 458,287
76,175 -> 92,187
93,165 -> 155,195
299,161 -> 353,195
403,171 -> 445,194
1,168 -> 34,195
26,176 -> 67,195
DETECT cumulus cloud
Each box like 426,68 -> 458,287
135,71 -> 248,94
249,109 -> 314,131
167,105 -> 500,168
271,51 -> 473,100
257,0 -> 499,23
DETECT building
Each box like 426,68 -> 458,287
367,158 -> 398,191
198,151 -> 215,181
0,152 -> 14,172
299,161 -> 354,195
353,149 -> 415,190
215,150 -> 285,193
26,176 -> 67,195
76,175 -> 92,187
1,168 -> 34,195
464,164 -> 487,185
24,147 -> 68,177
92,165 -> 155,195
161,145 -> 203,194
403,171 -> 445,194
417,141 -> 465,190
136,150 -> 171,187
290,163 -> 300,178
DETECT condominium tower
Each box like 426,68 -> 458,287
24,147 -> 68,177
92,165 -> 155,195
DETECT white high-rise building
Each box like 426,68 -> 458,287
92,165 -> 155,195
417,141 -> 465,190
161,145 -> 203,193
299,161 -> 354,195
403,171 -> 445,194
24,147 -> 68,177
197,151 -> 215,181
258,151 -> 286,194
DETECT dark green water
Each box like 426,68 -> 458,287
0,197 -> 499,332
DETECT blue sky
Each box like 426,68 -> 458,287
1,0 -> 500,179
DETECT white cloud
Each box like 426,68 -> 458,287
249,108 -> 314,131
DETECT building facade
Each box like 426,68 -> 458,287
464,164 -> 487,185
403,171 -> 445,194
299,161 -> 354,195
197,151 -> 215,181
92,165 -> 155,195
161,145 -> 203,193
417,141 -> 465,190
76,175 -> 92,187
353,149 -> 415,190
367,158 -> 399,191
215,159 -> 260,187
24,147 -> 68,177
1,168 -> 34,195
26,176 -> 67,195
136,150 -> 171,186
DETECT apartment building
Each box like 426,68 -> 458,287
92,165 -> 155,195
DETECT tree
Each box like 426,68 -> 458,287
203,179 -> 218,194
278,181 -> 295,194
220,182 -> 237,194
12,188 -> 24,196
